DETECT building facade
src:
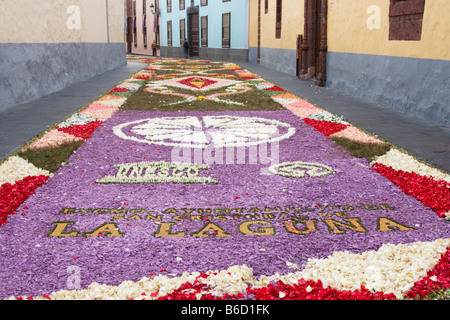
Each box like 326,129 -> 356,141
326,0 -> 450,126
249,0 -> 305,77
249,0 -> 450,126
159,0 -> 249,62
126,0 -> 161,56
0,0 -> 127,112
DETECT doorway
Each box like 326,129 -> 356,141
299,0 -> 327,87
188,12 -> 199,57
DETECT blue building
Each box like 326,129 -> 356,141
159,0 -> 249,62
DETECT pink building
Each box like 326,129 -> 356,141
127,0 -> 160,56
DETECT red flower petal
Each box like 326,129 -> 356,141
0,176 -> 49,226
406,248 -> 450,299
110,87 -> 131,93
372,163 -> 450,217
264,85 -> 285,92
303,118 -> 349,136
57,121 -> 103,140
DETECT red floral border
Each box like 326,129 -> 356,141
0,176 -> 49,226
372,163 -> 450,217
57,121 -> 104,140
303,118 -> 350,136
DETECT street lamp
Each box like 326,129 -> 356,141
150,3 -> 160,15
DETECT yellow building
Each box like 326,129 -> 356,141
249,0 -> 450,126
0,0 -> 127,111
249,0 -> 304,76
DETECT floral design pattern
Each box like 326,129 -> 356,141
0,57 -> 449,300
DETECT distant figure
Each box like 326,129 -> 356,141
152,40 -> 157,56
183,39 -> 189,59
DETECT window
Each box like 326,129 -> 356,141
180,0 -> 185,10
167,0 -> 172,13
201,0 -> 208,6
265,0 -> 268,14
133,0 -> 137,47
143,0 -> 147,48
167,20 -> 172,46
201,16 -> 208,47
222,13 -> 230,48
180,19 -> 186,46
389,0 -> 425,41
275,0 -> 282,38
155,1 -> 160,46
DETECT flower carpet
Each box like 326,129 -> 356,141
0,56 -> 449,301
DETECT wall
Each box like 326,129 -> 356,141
327,0 -> 450,126
160,0 -> 249,62
0,0 -> 127,112
248,0 -> 304,75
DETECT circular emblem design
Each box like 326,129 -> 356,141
113,116 -> 296,148
269,161 -> 335,178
